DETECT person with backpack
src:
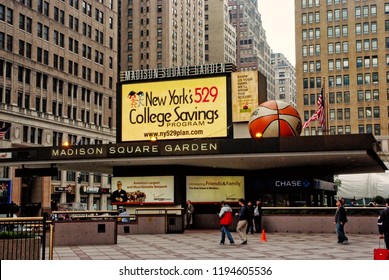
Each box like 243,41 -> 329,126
218,201 -> 235,245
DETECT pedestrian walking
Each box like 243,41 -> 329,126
218,201 -> 235,245
236,198 -> 248,245
254,200 -> 263,233
378,198 -> 389,249
186,200 -> 195,229
334,199 -> 348,244
246,201 -> 254,234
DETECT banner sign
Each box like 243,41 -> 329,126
120,63 -> 234,81
231,71 -> 260,122
186,176 -> 244,203
54,186 -> 73,193
112,176 -> 174,205
121,76 -> 228,141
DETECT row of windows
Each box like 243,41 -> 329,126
301,37 -> 385,57
37,0 -> 106,25
0,86 -> 110,129
303,124 -> 381,136
304,89 -> 389,108
302,21 -> 379,41
0,60 -> 112,106
302,0 -> 358,8
0,32 -> 113,85
303,72 -> 384,89
307,106 -> 382,122
1,2 -> 113,31
303,55 -> 381,73
0,121 -> 104,146
301,5 -> 378,24
18,81 -> 103,110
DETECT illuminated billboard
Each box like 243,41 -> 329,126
186,176 -> 244,203
120,76 -> 228,141
111,176 -> 174,205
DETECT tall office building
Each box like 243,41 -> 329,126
271,53 -> 297,107
296,0 -> 389,138
228,0 -> 275,100
120,0 -> 205,71
204,0 -> 236,64
0,0 -> 118,213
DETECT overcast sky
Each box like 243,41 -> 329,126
257,0 -> 296,66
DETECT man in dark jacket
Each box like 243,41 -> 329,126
111,181 -> 128,203
378,198 -> 389,249
334,199 -> 348,244
246,201 -> 254,234
236,198 -> 248,245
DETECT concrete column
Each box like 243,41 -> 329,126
88,173 -> 94,210
100,174 -> 108,210
75,171 -> 81,203
40,176 -> 51,213
10,167 -> 22,205
60,170 -> 67,204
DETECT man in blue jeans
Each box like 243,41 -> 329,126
334,199 -> 348,244
218,201 -> 235,245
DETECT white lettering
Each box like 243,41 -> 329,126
275,181 -> 302,187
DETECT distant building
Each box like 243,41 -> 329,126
204,0 -> 236,64
295,0 -> 388,137
271,53 -> 297,107
228,0 -> 275,100
0,0 -> 117,213
120,0 -> 205,71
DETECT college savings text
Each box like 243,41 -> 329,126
118,265 -> 273,279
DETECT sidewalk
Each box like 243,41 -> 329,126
48,230 -> 382,260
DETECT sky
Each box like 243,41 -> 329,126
257,0 -> 296,66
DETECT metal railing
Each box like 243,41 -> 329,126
0,216 -> 48,260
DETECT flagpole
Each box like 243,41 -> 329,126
322,76 -> 329,135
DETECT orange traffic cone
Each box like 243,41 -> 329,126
261,229 -> 267,242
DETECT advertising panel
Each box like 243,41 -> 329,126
186,176 -> 244,203
0,179 -> 11,204
111,176 -> 174,205
231,71 -> 259,122
121,76 -> 228,141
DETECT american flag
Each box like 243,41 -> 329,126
302,89 -> 326,129
0,125 -> 11,140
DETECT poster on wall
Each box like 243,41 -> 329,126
231,71 -> 260,122
186,176 -> 244,203
111,176 -> 174,205
0,179 -> 11,204
121,76 -> 228,141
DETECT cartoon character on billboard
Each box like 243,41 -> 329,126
127,91 -> 144,108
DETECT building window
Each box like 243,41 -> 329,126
344,108 -> 350,119
374,124 -> 380,136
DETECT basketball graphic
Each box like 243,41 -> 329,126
248,100 -> 302,138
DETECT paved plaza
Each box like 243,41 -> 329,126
49,230 -> 384,260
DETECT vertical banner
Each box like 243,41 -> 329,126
231,71 -> 260,122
